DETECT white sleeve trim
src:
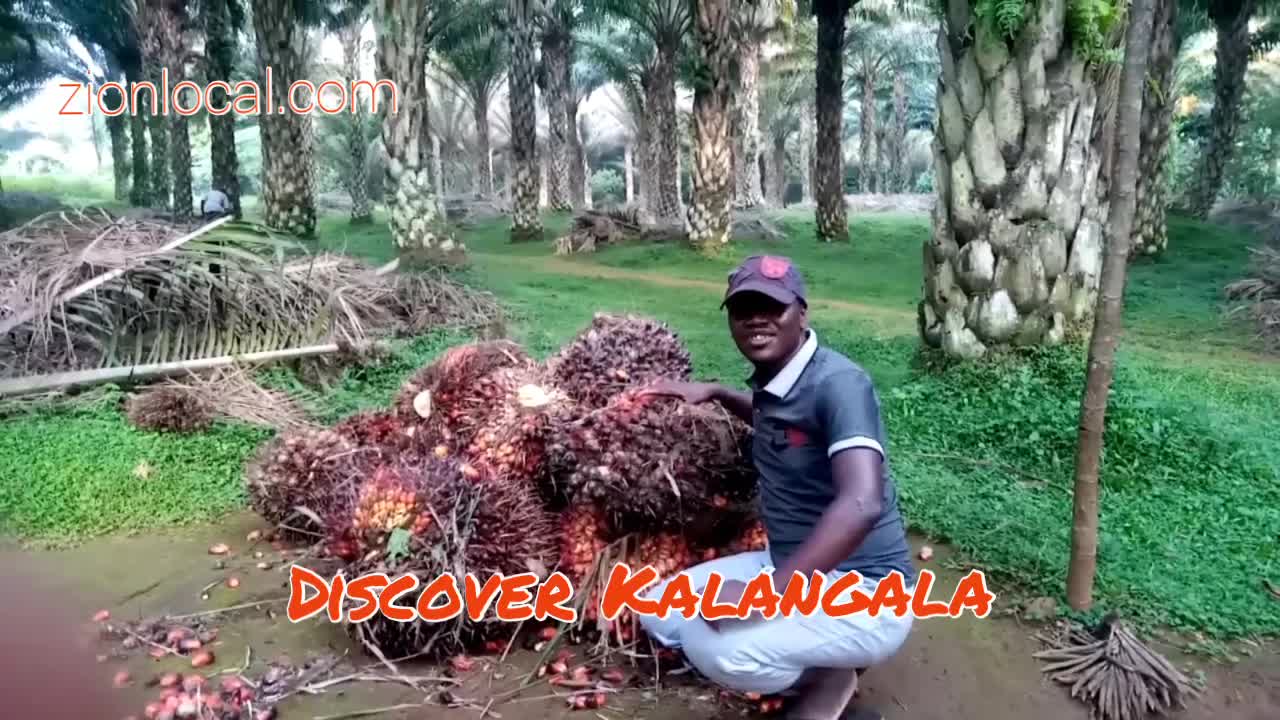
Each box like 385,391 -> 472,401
828,436 -> 884,459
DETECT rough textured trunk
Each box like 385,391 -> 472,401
1131,0 -> 1177,256
373,0 -> 459,258
768,133 -> 787,205
814,1 -> 849,241
541,31 -> 573,211
625,144 -> 634,203
507,0 -> 542,241
859,68 -> 876,193
799,107 -> 813,202
169,111 -> 193,218
207,0 -> 241,217
892,67 -> 908,192
1183,0 -> 1256,218
474,99 -> 493,200
919,0 -> 1109,358
688,0 -> 737,250
106,109 -> 129,202
126,66 -> 150,208
652,49 -> 683,223
1067,0 -> 1156,612
875,120 -> 888,193
339,23 -> 372,223
146,62 -> 170,211
734,38 -> 764,208
573,98 -> 586,204
253,0 -> 317,236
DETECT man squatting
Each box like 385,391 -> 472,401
642,255 -> 916,720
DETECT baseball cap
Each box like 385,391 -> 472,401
721,255 -> 808,308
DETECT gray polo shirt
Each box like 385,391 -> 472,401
748,330 -> 916,584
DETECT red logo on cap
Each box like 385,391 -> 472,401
761,256 -> 790,279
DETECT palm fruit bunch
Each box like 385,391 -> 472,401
547,313 -> 693,411
463,367 -> 578,502
393,339 -> 533,449
558,505 -> 612,583
332,408 -> 439,461
550,389 -> 756,540
341,458 -> 558,661
727,517 -> 769,554
125,385 -> 215,433
324,462 -> 437,561
244,426 -> 361,536
589,532 -> 697,642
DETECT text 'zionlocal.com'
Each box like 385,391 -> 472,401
286,564 -> 996,624
57,68 -> 397,118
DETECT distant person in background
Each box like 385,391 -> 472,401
200,188 -> 232,220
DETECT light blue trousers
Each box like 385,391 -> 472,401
637,550 -> 913,694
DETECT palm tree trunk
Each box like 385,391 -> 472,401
734,37 -> 764,208
860,68 -> 876,193
652,48 -> 683,223
1067,0 -> 1156,611
892,67 -> 908,192
542,31 -> 573,211
252,0 -> 317,236
1131,0 -> 1177,256
814,0 -> 849,241
507,0 -> 543,241
875,120 -> 888,193
474,97 -> 493,200
146,61 -> 170,211
373,0 -> 458,259
689,0 -> 737,250
126,66 -> 150,207
768,134 -> 787,205
569,100 -> 587,209
340,22 -> 372,223
207,0 -> 241,217
106,105 -> 130,202
1183,0 -> 1256,218
160,1 -> 191,220
919,0 -> 1109,358
799,106 -> 812,202
170,109 -> 193,219
625,144 -> 634,203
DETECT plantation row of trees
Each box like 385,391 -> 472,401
1,0 -> 1276,331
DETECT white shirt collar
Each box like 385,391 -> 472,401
760,329 -> 818,398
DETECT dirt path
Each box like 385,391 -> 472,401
8,513 -> 1275,720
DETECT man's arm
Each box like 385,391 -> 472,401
640,380 -> 753,424
771,448 -> 883,581
709,385 -> 753,424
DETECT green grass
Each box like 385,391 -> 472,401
2,173 -> 120,208
2,204 -> 1277,639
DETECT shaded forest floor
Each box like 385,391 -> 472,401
1,197 -> 1278,719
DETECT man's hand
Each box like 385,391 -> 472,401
639,379 -> 721,404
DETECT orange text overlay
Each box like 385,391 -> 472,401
287,564 -> 996,624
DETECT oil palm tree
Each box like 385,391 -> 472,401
1182,0 -> 1279,217
205,0 -> 243,216
687,0 -> 737,250
759,59 -> 808,204
371,0 -> 462,257
435,0 -> 507,200
137,0 -> 195,216
589,0 -> 693,224
583,27 -> 658,218
918,0 -> 1126,358
810,0 -> 854,241
732,0 -> 790,208
568,61 -> 607,207
504,0 -> 543,241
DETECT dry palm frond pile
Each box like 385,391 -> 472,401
548,313 -> 693,411
124,385 -> 216,434
554,210 -> 643,255
1033,617 -> 1201,720
126,367 -> 319,434
338,457 -> 559,661
0,208 -> 501,382
1225,244 -> 1280,352
549,389 -> 755,540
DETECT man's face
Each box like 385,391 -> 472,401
726,291 -> 807,367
